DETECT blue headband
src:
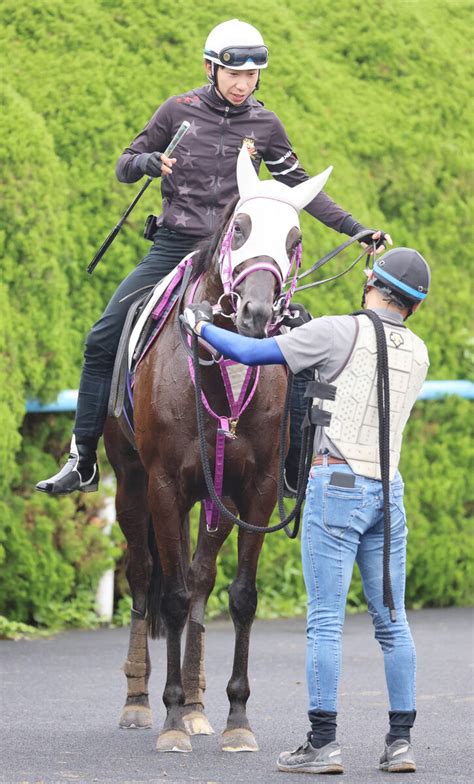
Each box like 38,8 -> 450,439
373,263 -> 427,300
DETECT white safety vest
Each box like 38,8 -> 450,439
321,315 -> 429,480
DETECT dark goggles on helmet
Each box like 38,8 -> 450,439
214,45 -> 269,67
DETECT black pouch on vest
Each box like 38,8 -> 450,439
143,214 -> 158,241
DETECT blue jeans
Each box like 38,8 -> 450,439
302,460 -> 416,714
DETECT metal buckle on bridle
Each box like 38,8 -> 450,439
272,295 -> 286,317
214,291 -> 241,322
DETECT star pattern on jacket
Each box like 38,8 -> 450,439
186,120 -> 202,137
180,151 -> 195,168
206,175 -> 224,190
174,210 -> 191,226
248,106 -> 263,120
211,142 -> 231,156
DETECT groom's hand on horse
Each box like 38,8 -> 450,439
138,151 -> 176,177
181,302 -> 214,336
282,302 -> 313,329
359,228 -> 393,255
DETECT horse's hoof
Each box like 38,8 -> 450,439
183,710 -> 215,736
156,730 -> 192,753
119,705 -> 153,729
220,728 -> 259,752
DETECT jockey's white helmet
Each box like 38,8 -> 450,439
204,19 -> 269,70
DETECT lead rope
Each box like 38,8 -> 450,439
353,309 -> 396,621
276,371 -> 315,539
192,336 -> 309,535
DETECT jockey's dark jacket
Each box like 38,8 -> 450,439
116,85 -> 361,239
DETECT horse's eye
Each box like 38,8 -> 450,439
234,225 -> 242,234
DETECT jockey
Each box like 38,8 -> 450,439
37,18 -> 390,495
182,247 -> 430,775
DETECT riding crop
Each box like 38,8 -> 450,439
87,120 -> 191,274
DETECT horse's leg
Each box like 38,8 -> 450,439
220,486 -> 276,752
147,479 -> 193,753
181,505 -> 233,736
105,428 -> 153,729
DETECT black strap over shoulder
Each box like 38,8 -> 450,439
352,308 -> 395,621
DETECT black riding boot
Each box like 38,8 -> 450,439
35,365 -> 108,496
36,435 -> 100,495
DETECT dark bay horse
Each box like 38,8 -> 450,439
104,148 -> 332,753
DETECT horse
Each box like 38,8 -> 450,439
104,147 -> 332,753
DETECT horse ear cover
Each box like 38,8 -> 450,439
236,146 -> 333,211
236,144 -> 261,200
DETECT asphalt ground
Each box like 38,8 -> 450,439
1,607 -> 473,784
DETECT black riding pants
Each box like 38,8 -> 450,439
73,227 -> 200,443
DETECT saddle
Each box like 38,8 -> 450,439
108,255 -> 195,447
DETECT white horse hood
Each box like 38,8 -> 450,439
229,146 -> 333,279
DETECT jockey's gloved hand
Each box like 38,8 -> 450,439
282,302 -> 313,329
137,151 -> 164,177
181,301 -> 214,336
355,226 -> 393,255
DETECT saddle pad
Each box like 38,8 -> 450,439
127,251 -> 196,368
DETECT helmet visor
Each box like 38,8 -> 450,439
218,45 -> 268,67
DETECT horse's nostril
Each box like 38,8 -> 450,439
240,300 -> 272,331
242,301 -> 255,320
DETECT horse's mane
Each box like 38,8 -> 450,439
190,196 -> 239,281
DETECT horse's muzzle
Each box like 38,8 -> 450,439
236,298 -> 273,338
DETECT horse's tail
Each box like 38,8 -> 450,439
146,513 -> 192,640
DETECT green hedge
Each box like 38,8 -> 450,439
0,0 -> 472,630
0,417 -> 122,631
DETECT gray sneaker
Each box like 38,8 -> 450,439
379,738 -> 416,773
277,738 -> 343,774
